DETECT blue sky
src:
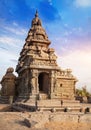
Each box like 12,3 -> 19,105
0,0 -> 91,91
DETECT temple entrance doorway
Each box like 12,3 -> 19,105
38,72 -> 49,94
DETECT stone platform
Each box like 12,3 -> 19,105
12,99 -> 85,113
36,99 -> 81,112
0,96 -> 10,104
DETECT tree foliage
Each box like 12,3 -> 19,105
76,86 -> 91,97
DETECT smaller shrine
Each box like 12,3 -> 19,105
0,67 -> 16,97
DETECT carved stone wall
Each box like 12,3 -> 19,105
15,11 -> 77,101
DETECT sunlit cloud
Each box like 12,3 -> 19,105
0,48 -> 18,62
10,59 -> 17,63
0,36 -> 23,47
75,0 -> 91,7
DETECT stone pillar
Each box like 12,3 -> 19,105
35,70 -> 39,94
50,71 -> 55,98
30,69 -> 38,95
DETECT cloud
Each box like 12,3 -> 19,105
0,22 -> 28,50
3,26 -> 27,36
51,29 -> 91,92
0,36 -> 23,47
0,49 -> 18,83
0,46 -> 8,51
12,22 -> 18,26
0,47 -> 18,81
0,22 -> 28,82
0,49 -> 17,62
10,59 -> 17,63
75,0 -> 91,7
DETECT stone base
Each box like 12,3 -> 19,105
15,94 -> 38,103
12,98 -> 83,113
0,96 -> 10,104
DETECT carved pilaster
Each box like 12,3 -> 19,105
50,71 -> 56,98
30,69 -> 38,95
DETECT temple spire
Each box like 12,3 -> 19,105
35,10 -> 38,17
31,10 -> 42,27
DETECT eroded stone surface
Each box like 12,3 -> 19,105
15,11 -> 77,101
0,67 -> 16,97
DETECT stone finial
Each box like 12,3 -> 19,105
6,67 -> 14,73
35,10 -> 38,17
31,10 -> 42,27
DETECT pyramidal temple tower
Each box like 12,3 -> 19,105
15,11 -> 77,101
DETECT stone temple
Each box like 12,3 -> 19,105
0,11 -> 77,104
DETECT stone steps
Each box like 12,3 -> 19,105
12,99 -> 82,112
37,107 -> 82,112
37,99 -> 80,108
36,99 -> 81,112
12,103 -> 36,112
0,96 -> 9,104
15,95 -> 37,103
12,102 -> 82,113
38,93 -> 48,100
38,100 -> 82,113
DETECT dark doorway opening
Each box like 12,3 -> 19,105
38,72 -> 49,93
38,73 -> 44,91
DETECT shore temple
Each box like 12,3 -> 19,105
0,11 -> 77,102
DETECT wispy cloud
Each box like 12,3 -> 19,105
51,18 -> 91,52
0,36 -> 23,47
12,22 -> 18,26
74,0 -> 91,7
10,59 -> 17,63
0,47 -> 18,79
0,48 -> 18,82
0,46 -> 8,51
3,26 -> 27,36
0,22 -> 27,81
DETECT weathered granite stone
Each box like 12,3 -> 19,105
0,67 -> 16,103
0,67 -> 16,97
15,11 -> 77,101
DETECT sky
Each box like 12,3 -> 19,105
0,0 -> 91,92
